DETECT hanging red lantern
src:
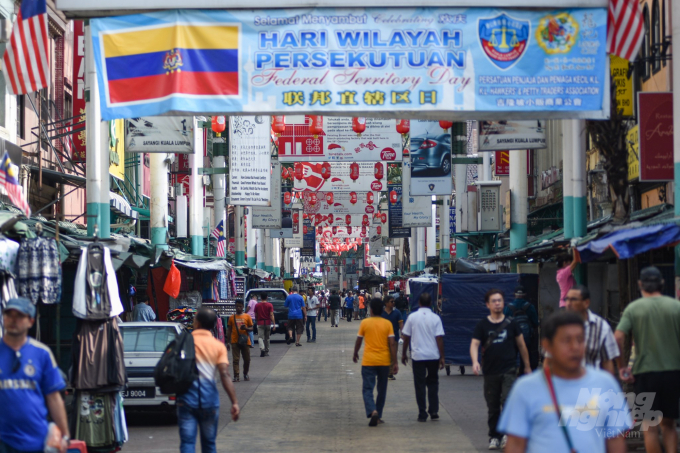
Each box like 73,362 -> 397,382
303,213 -> 308,219
381,213 -> 387,224
211,116 -> 226,136
346,226 -> 352,234
271,115 -> 286,135
315,213 -> 323,225
362,215 -> 370,226
349,162 -> 360,182
328,214 -> 334,224
317,226 -> 323,235
350,192 -> 358,204
325,192 -> 334,204
321,162 -> 331,180
374,162 -> 384,180
283,192 -> 292,205
294,162 -> 304,181
309,192 -> 318,206
366,192 -> 374,204
345,215 -> 352,225
293,212 -> 299,224
303,225 -> 308,235
396,119 -> 410,135
332,226 -> 337,235
309,115 -> 323,138
439,120 -> 453,131
377,226 -> 382,235
352,117 -> 366,136
390,190 -> 398,204
361,226 -> 367,235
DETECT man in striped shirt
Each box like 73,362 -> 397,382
565,285 -> 619,374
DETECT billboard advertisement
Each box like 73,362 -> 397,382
91,8 -> 608,121
402,159 -> 434,226
278,116 -> 402,162
409,120 -> 453,196
293,161 -> 386,192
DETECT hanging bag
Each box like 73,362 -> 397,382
232,315 -> 249,346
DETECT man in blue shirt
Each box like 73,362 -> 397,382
284,286 -> 306,347
381,295 -> 403,381
345,292 -> 355,322
498,311 -> 631,453
0,298 -> 69,453
132,296 -> 156,322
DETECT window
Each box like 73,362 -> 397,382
16,95 -> 24,139
121,326 -> 177,352
640,5 -> 650,81
652,0 -> 661,73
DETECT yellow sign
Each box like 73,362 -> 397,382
108,119 -> 125,180
627,124 -> 639,181
610,55 -> 633,117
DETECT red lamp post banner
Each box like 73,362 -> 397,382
396,119 -> 410,136
271,115 -> 286,135
352,117 -> 366,136
211,116 -> 226,136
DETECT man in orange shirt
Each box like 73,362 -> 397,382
178,307 -> 239,453
358,292 -> 366,319
227,301 -> 254,382
353,298 -> 398,426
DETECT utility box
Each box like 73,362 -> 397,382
476,181 -> 502,232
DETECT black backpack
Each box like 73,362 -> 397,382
509,302 -> 533,344
154,330 -> 198,395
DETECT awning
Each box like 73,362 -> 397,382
576,223 -> 680,263
110,192 -> 138,220
111,252 -> 151,271
174,259 -> 231,271
28,166 -> 86,187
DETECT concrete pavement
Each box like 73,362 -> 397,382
126,318 -> 491,452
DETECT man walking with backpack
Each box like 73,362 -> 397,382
178,307 -> 240,453
503,286 -> 538,374
329,290 -> 341,327
470,289 -> 531,450
227,301 -> 253,382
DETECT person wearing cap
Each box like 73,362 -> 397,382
0,298 -> 70,453
615,266 -> 680,453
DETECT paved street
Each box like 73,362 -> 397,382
126,319 -> 491,452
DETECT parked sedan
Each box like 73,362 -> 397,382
410,133 -> 452,175
119,322 -> 184,413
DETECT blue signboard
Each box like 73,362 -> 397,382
388,185 -> 411,238
301,218 -> 316,257
91,8 -> 608,120
450,205 -> 456,236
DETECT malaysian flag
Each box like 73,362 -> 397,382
2,0 -> 49,95
0,153 -> 30,217
211,220 -> 226,257
607,0 -> 645,62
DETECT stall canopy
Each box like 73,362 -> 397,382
576,223 -> 680,263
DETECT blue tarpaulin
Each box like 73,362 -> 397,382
441,274 -> 520,366
408,278 -> 438,312
576,223 -> 680,263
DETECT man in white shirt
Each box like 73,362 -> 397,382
306,289 -> 319,343
401,293 -> 445,422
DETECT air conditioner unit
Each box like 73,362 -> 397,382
168,185 -> 175,199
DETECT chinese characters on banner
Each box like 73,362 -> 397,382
230,116 -> 272,206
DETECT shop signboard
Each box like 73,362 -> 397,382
479,120 -> 546,151
126,117 -> 193,153
638,93 -> 673,182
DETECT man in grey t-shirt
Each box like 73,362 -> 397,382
306,289 -> 319,342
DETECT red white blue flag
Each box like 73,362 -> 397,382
0,153 -> 30,217
2,0 -> 49,95
607,0 -> 645,62
211,220 -> 226,258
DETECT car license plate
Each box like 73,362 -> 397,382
121,387 -> 155,399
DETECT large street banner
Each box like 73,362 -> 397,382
252,161 -> 282,228
229,116 -> 272,206
409,121 -> 453,196
293,162 -> 386,192
278,116 -> 402,162
403,159 -> 434,226
297,191 -> 379,215
126,117 -> 193,153
90,8 -> 608,121
319,226 -> 367,239
479,120 -> 546,151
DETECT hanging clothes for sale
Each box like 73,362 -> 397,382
16,235 -> 61,305
74,392 -> 115,448
167,306 -> 197,331
0,237 -> 19,275
212,316 -> 225,343
70,317 -> 126,391
72,244 -> 124,320
218,270 -> 229,300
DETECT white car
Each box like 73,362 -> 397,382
119,322 -> 184,412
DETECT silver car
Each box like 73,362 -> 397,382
119,322 -> 184,412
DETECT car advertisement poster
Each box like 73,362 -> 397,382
293,162 -> 387,192
252,162 -> 282,228
229,116 -> 272,206
369,228 -> 385,256
409,121 -> 453,196
478,120 -> 546,151
92,8 -> 608,121
403,159 -> 435,226
278,116 -> 402,162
